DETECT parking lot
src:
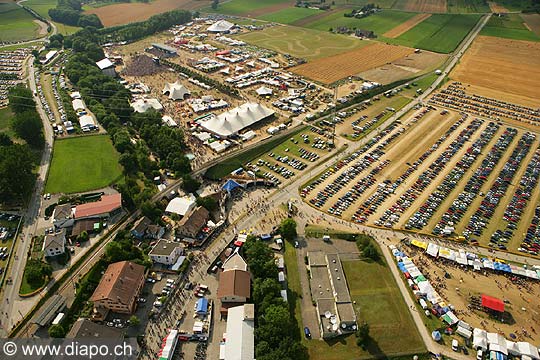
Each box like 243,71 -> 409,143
301,105 -> 540,255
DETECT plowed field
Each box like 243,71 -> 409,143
290,42 -> 414,84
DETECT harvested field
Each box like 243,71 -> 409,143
488,1 -> 510,12
291,7 -> 342,27
451,36 -> 540,106
257,7 -> 321,24
235,25 -> 368,60
290,42 -> 414,84
393,0 -> 447,12
122,55 -> 165,76
521,13 -> 540,36
85,0 -> 210,27
242,0 -> 295,17
480,13 -> 540,42
384,13 -> 432,38
358,50 -> 446,84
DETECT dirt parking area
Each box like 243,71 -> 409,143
451,36 -> 540,107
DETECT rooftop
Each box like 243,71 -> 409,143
90,261 -> 145,305
149,239 -> 183,256
217,269 -> 251,299
74,194 -> 122,219
67,318 -> 123,339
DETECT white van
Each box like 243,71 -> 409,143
476,349 -> 483,360
452,339 -> 459,352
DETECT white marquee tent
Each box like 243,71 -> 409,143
130,98 -> 163,113
207,20 -> 234,33
163,81 -> 190,100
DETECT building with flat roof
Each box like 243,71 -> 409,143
152,43 -> 177,55
67,318 -> 124,339
307,251 -> 357,339
223,304 -> 254,360
149,239 -> 184,266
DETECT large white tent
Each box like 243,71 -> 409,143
130,98 -> 163,113
197,102 -> 274,138
165,194 -> 196,216
207,20 -> 234,33
78,115 -> 95,128
473,328 -> 488,351
163,81 -> 190,100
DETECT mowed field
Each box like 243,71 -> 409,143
235,25 -> 369,60
207,0 -> 292,16
386,14 -> 481,53
0,0 -> 39,42
46,135 -> 123,194
393,0 -> 447,13
451,35 -> 540,104
304,9 -> 416,36
480,13 -> 540,41
290,42 -> 413,84
85,0 -> 211,27
257,7 -> 321,24
383,13 -> 432,38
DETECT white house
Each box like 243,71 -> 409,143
148,239 -> 184,265
43,229 -> 66,257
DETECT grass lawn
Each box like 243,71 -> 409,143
204,126 -> 306,180
385,14 -> 481,53
235,25 -> 368,60
258,7 -> 321,24
0,107 -> 15,139
447,0 -> 490,13
303,9 -> 416,36
0,2 -> 39,42
207,0 -> 291,15
480,14 -> 540,41
45,135 -> 123,194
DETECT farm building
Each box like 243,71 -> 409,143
151,43 -> 177,55
207,20 -> 234,33
163,81 -> 190,100
355,29 -> 376,38
96,58 -> 116,77
73,194 -> 122,220
222,304 -> 255,360
197,102 -> 274,138
130,98 -> 163,113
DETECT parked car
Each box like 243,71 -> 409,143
304,327 -> 311,339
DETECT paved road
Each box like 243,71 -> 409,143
0,59 -> 55,336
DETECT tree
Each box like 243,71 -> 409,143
11,110 -> 44,148
196,196 -> 217,212
244,238 -> 278,279
48,324 -> 66,338
119,153 -> 138,174
355,322 -> 370,346
211,0 -> 219,9
77,230 -> 89,243
129,315 -> 140,327
363,243 -> 380,261
8,85 -> 35,114
280,218 -> 297,242
25,259 -> 52,287
0,144 -> 37,203
181,174 -> 200,194
253,278 -> 282,314
0,133 -> 12,147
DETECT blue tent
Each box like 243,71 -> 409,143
432,331 -> 442,341
222,179 -> 242,193
196,298 -> 208,315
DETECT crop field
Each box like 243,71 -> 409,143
290,42 -> 413,84
451,35 -> 540,105
300,104 -> 540,255
383,13 -> 432,38
387,14 -> 481,53
303,9 -> 416,36
45,135 -> 123,194
521,13 -> 540,35
235,25 -> 369,60
447,0 -> 491,13
257,7 -> 321,24
85,0 -> 210,26
0,1 -> 39,42
393,0 -> 447,13
332,0 -> 398,7
207,0 -> 292,16
480,13 -> 540,41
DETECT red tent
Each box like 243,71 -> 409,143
481,294 -> 505,312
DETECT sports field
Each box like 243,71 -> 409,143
448,0 -> 491,12
208,0 -> 292,15
46,135 -> 123,194
257,7 -> 321,24
480,13 -> 540,41
0,1 -> 39,42
386,14 -> 481,53
235,25 -> 368,60
303,9 -> 416,36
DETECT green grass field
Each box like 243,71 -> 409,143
45,135 -> 123,194
447,0 -> 490,13
236,25 -> 368,60
0,2 -> 40,42
207,0 -> 291,15
333,0 -> 398,8
258,7 -> 321,24
385,14 -> 481,53
23,0 -> 80,34
303,9 -> 416,36
0,107 -> 15,139
480,14 -> 540,41
496,0 -> 536,11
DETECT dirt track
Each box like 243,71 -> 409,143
451,35 -> 540,107
290,42 -> 414,84
85,0 -> 210,27
384,13 -> 432,38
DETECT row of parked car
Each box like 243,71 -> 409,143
521,206 -> 540,255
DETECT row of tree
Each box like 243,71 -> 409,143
48,0 -> 103,28
0,86 -> 44,204
243,236 -> 308,360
